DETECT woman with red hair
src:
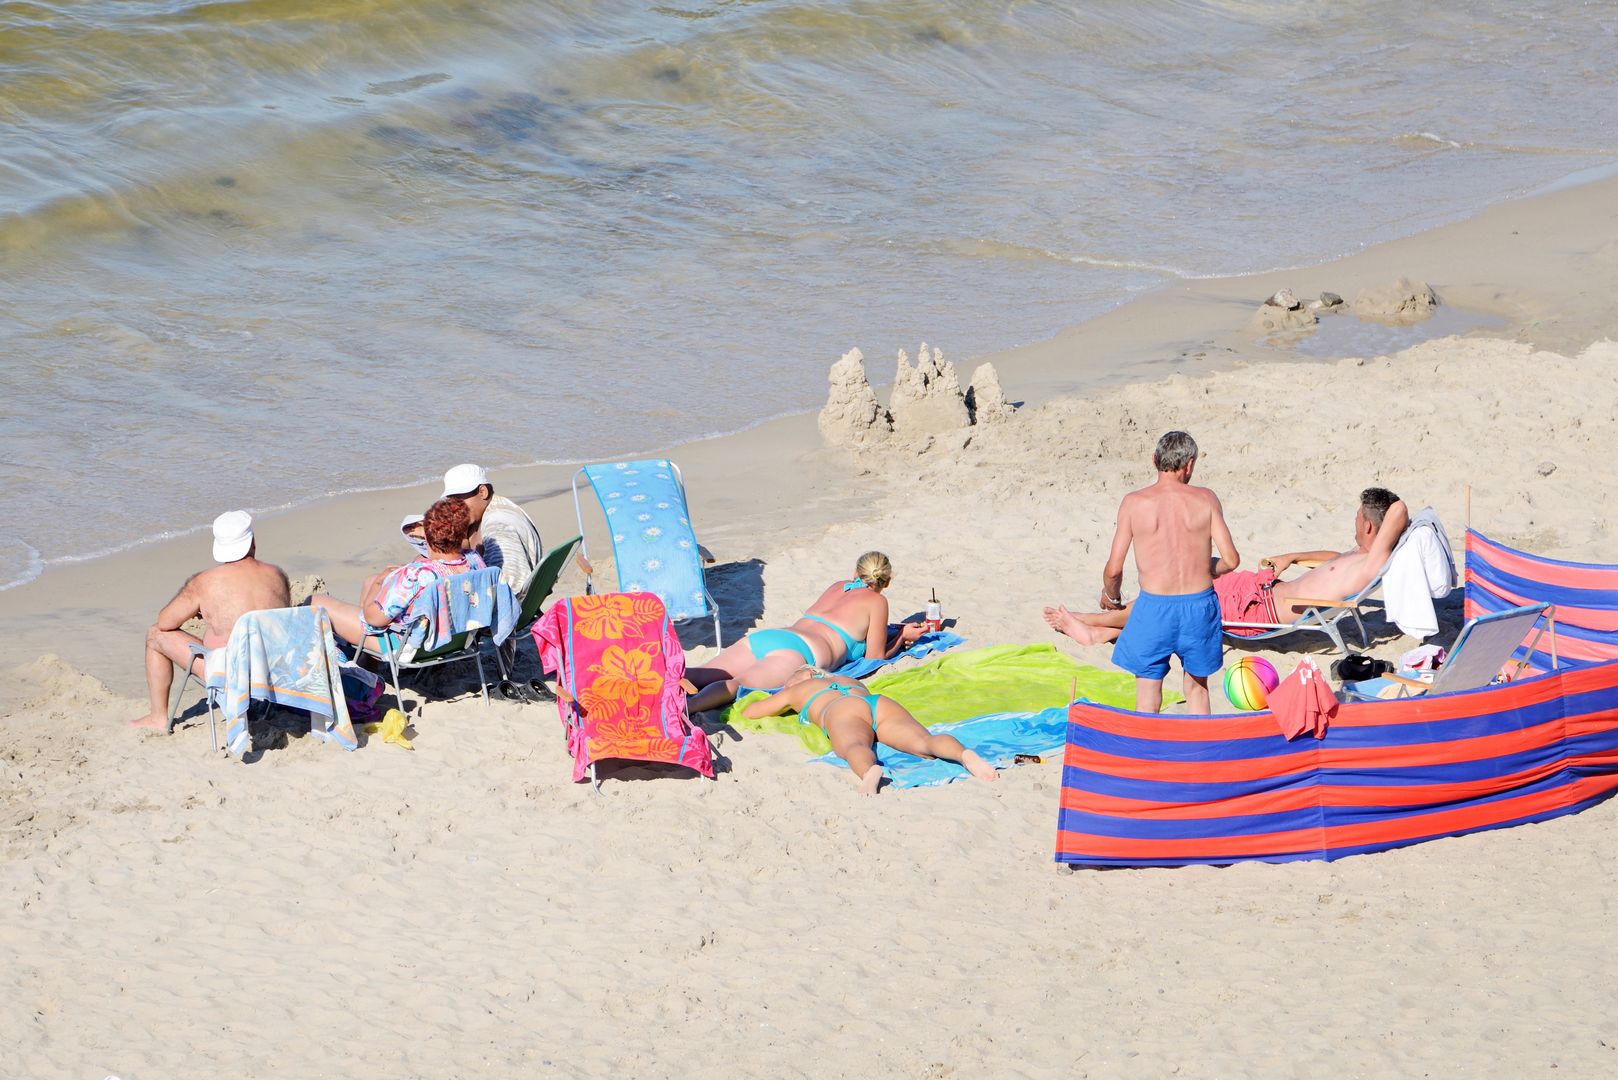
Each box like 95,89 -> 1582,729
311,498 -> 484,652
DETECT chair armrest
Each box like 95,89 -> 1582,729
1384,672 -> 1432,690
697,545 -> 716,565
186,642 -> 208,658
1292,558 -> 1326,569
1290,598 -> 1359,609
574,553 -> 593,576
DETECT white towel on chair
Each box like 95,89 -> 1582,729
1382,508 -> 1456,640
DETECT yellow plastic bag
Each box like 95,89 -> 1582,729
363,707 -> 414,750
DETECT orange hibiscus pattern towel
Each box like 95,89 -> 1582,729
532,592 -> 714,781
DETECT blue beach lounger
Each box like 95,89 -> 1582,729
572,459 -> 722,646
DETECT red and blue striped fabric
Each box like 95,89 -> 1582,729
1055,660 -> 1618,868
1465,529 -> 1618,670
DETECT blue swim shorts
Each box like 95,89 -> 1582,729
1110,588 -> 1222,681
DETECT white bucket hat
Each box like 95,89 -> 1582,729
442,463 -> 489,498
212,510 -> 254,563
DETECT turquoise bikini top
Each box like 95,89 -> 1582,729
801,580 -> 869,661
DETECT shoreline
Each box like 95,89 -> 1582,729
5,169 -> 1618,696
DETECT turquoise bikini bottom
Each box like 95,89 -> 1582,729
746,628 -> 817,666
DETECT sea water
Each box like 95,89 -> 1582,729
2,0 -> 1615,588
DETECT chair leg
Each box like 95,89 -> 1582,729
167,667 -> 201,735
474,650 -> 489,707
206,689 -> 220,752
712,611 -> 723,650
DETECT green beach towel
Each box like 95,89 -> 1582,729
723,643 -> 1174,755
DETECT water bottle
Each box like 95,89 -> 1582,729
925,588 -> 942,633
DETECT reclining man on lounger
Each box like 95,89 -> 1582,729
129,510 -> 291,729
1044,487 -> 1409,645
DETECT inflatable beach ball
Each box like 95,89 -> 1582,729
1224,656 -> 1280,711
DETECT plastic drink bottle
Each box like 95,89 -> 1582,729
925,588 -> 942,633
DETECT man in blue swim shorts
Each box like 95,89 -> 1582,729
1098,431 -> 1240,714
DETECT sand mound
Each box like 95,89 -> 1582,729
817,347 -> 892,449
1353,277 -> 1439,323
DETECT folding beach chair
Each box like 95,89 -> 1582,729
531,591 -> 715,789
1341,602 -> 1554,701
493,534 -> 583,694
358,567 -> 517,709
572,459 -> 722,646
168,606 -> 354,755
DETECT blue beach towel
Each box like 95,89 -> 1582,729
810,706 -> 1070,788
579,459 -> 713,623
834,629 -> 963,679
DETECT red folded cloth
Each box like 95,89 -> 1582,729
1269,656 -> 1339,740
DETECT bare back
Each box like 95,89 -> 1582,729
191,558 -> 291,648
1116,482 -> 1226,595
792,579 -> 885,664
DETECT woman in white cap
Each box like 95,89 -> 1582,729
310,499 -> 483,654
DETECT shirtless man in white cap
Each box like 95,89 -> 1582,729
441,463 -> 543,601
128,510 -> 290,730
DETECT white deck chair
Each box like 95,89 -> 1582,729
1342,603 -> 1555,701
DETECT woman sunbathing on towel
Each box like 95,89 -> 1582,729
745,667 -> 998,795
685,551 -> 925,713
310,498 -> 484,654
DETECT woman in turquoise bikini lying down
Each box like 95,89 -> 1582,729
745,667 -> 998,795
685,551 -> 925,713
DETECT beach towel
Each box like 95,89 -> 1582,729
372,556 -> 488,654
443,565 -> 519,647
1268,656 -> 1338,740
580,460 -> 712,623
727,643 -> 1163,776
532,592 -> 714,781
1382,508 -> 1456,640
221,607 -> 355,757
833,628 -> 964,680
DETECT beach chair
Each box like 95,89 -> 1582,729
168,606 -> 354,755
531,591 -> 715,789
1341,602 -> 1554,701
572,459 -> 722,647
493,534 -> 583,695
359,567 -> 517,709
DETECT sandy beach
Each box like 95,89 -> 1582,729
4,171 -> 1618,1078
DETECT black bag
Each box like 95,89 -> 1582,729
1332,654 -> 1392,682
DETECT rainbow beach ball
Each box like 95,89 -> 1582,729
1224,656 -> 1280,711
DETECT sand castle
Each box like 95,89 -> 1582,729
818,343 -> 1016,451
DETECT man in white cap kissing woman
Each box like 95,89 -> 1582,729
128,510 -> 290,730
441,464 -> 542,601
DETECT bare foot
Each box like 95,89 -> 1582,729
960,750 -> 999,782
857,764 -> 885,796
1042,605 -> 1098,646
128,712 -> 167,731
